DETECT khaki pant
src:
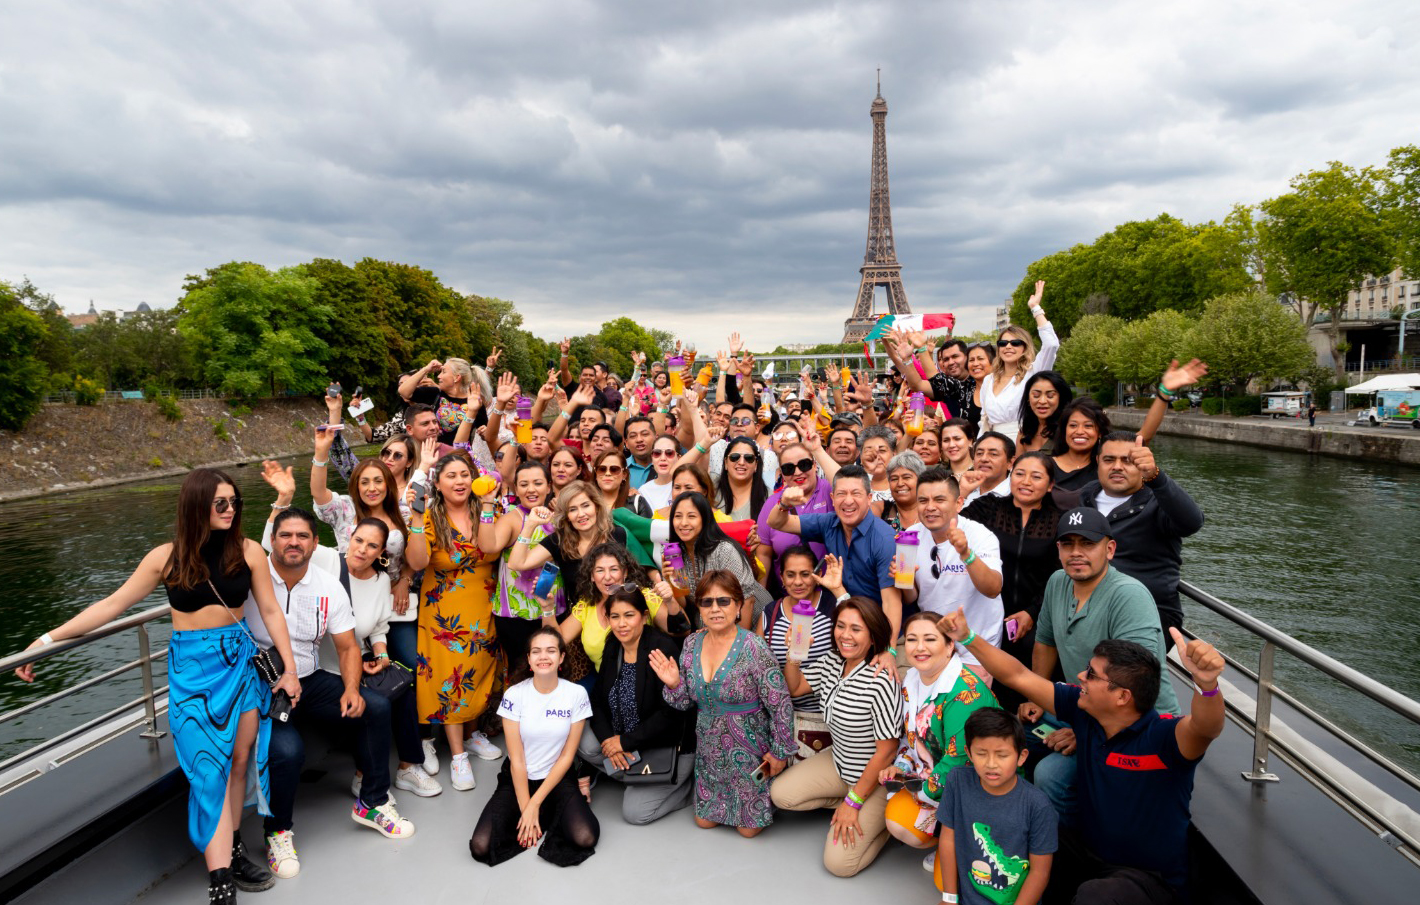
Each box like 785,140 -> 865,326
770,749 -> 890,877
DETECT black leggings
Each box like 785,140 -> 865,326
469,760 -> 599,867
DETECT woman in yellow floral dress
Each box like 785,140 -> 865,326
405,452 -> 502,791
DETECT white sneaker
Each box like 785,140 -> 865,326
421,739 -> 439,775
265,829 -> 299,879
450,752 -> 475,791
466,730 -> 502,760
350,773 -> 394,805
922,851 -> 936,872
395,765 -> 443,797
351,799 -> 415,838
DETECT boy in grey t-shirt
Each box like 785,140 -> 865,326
937,709 -> 1057,905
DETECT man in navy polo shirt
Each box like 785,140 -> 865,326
768,464 -> 902,674
939,607 -> 1225,904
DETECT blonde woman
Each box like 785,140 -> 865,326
399,357 -> 483,445
979,280 -> 1058,439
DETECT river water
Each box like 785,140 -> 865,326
2,440 -> 1418,771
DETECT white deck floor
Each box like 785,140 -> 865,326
131,743 -> 933,905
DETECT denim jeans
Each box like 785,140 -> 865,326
1024,712 -> 1076,827
264,670 -> 392,834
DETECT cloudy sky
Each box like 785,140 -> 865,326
2,0 -> 1417,351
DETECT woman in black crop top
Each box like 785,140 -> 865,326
15,468 -> 299,905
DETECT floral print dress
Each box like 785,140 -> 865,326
416,511 -> 502,725
664,628 -> 796,828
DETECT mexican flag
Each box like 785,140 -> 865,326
861,313 -> 956,364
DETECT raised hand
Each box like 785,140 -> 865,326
1169,627 -> 1225,689
1028,280 -> 1046,308
559,337 -> 571,357
814,553 -> 844,594
425,358 -> 443,373
313,424 -> 337,452
937,606 -> 970,642
716,349 -> 731,371
956,470 -> 983,498
779,485 -> 807,509
630,350 -> 646,368
905,328 -> 929,349
553,386 -> 569,412
419,436 -> 439,472
1160,358 -> 1209,392
1128,436 -> 1159,482
569,383 -> 596,408
525,505 -> 553,527
946,515 -> 969,557
647,648 -> 682,689
740,352 -> 755,376
485,346 -> 503,370
728,332 -> 743,355
260,459 -> 297,500
495,371 -> 518,408
798,415 -> 821,449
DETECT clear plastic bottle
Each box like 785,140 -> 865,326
893,530 -> 920,590
667,355 -> 686,396
905,392 -> 925,437
514,395 -> 533,444
787,599 -> 816,662
663,542 -> 690,596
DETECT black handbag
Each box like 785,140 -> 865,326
361,658 -> 414,699
210,580 -> 294,722
609,746 -> 680,785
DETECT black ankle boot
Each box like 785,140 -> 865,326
230,833 -> 274,892
208,868 -> 236,905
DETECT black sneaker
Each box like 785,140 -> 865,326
208,867 -> 236,905
231,835 -> 275,892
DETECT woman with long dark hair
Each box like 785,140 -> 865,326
469,627 -> 600,867
714,435 -> 767,521
1016,371 -> 1073,454
668,492 -> 772,628
553,542 -> 687,676
16,469 -> 300,904
1050,398 -> 1112,492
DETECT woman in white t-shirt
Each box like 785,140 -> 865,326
978,280 -> 1059,439
469,627 -> 600,867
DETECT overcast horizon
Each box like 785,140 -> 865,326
3,0 -> 1418,352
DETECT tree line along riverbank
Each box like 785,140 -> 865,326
1109,408 -> 1420,467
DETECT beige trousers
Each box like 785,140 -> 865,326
770,749 -> 890,877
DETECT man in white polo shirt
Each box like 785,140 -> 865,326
899,466 -> 1003,678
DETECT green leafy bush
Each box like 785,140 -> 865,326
1225,395 -> 1263,417
72,375 -> 104,406
1091,387 -> 1115,408
1200,398 -> 1225,415
1171,399 -> 1190,412
153,395 -> 183,422
211,417 -> 230,441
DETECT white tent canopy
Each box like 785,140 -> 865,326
1345,373 -> 1420,394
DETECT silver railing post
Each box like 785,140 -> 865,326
136,623 -> 166,740
1243,640 -> 1280,783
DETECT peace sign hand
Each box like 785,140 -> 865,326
1169,628 -> 1224,689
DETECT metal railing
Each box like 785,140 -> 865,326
42,388 -> 223,404
0,606 -> 172,790
1179,580 -> 1420,865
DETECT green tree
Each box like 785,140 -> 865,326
177,263 -> 334,398
1107,309 -> 1195,388
1055,314 -> 1124,390
1384,145 -> 1420,281
1190,290 -> 1313,394
1256,162 -> 1394,379
596,316 -> 667,377
0,281 -> 51,430
298,259 -> 392,403
355,259 -> 475,377
13,279 -> 74,385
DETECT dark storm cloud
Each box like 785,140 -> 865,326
2,0 -> 1418,349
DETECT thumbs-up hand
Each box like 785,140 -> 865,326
946,515 -> 969,557
937,606 -> 970,643
1128,436 -> 1159,482
1170,628 -> 1224,689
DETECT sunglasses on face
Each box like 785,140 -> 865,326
726,452 -> 757,464
696,596 -> 737,609
997,338 -> 1028,349
596,465 -> 624,476
379,449 -> 407,461
1085,664 -> 1117,688
494,451 -> 506,462
780,459 -> 815,476
213,496 -> 241,514
652,448 -> 678,458
729,417 -> 755,427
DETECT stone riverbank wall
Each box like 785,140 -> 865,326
1108,409 -> 1420,468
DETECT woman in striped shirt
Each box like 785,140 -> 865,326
771,597 -> 904,877
756,545 -> 837,761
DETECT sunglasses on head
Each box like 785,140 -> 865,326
213,496 -> 241,514
596,465 -> 624,476
780,458 -> 815,476
607,581 -> 640,595
997,338 -> 1028,349
696,596 -> 737,609
726,452 -> 757,464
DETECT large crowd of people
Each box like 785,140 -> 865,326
16,286 -> 1227,905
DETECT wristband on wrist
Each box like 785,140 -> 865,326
356,416 -> 367,425
886,645 -> 898,658
312,458 -> 329,467
845,788 -> 865,806
835,592 -> 851,604
408,526 -> 425,534
479,510 -> 495,524
962,550 -> 976,567
271,502 -> 290,510
942,894 -> 959,904
376,652 -> 389,660
694,442 -> 708,454
1156,383 -> 1177,399
39,632 -> 55,646
1196,683 -> 1221,697
961,629 -> 977,647
453,441 -> 472,451
559,410 -> 572,421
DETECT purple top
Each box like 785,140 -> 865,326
755,475 -> 834,574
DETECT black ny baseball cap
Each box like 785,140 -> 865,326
1057,507 -> 1111,542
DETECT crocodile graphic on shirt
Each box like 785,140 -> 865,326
968,822 -> 1029,904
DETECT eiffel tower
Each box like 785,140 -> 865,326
842,72 -> 911,343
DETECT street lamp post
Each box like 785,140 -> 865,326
1399,309 -> 1420,363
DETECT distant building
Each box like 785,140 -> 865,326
66,301 -> 100,329
121,301 -> 153,321
1344,268 -> 1420,320
994,303 -> 1010,333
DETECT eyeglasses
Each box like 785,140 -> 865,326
696,596 -> 737,609
596,465 -> 625,476
726,452 -> 757,464
1084,664 -> 1117,688
729,417 -> 754,427
780,459 -> 815,476
652,449 -> 678,458
997,338 -> 1028,349
213,496 -> 241,514
379,448 -> 407,461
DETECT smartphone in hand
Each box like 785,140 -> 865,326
533,563 -> 560,599
1005,618 -> 1020,642
410,482 -> 428,515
